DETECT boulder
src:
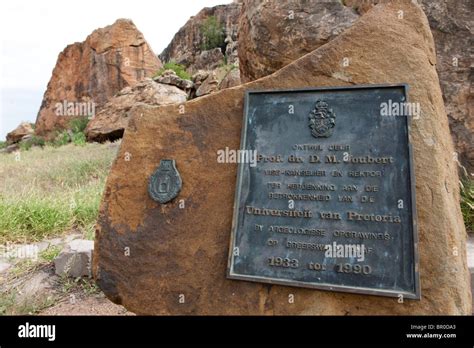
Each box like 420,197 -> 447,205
193,48 -> 225,71
85,79 -> 187,142
153,70 -> 194,91
4,144 -> 19,154
239,0 -> 473,173
238,0 -> 359,83
35,19 -> 162,138
195,72 -> 219,97
219,68 -> 241,90
192,70 -> 210,88
93,0 -> 471,315
55,239 -> 94,278
6,122 -> 34,144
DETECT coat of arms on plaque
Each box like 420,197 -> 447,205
308,100 -> 336,138
148,159 -> 182,204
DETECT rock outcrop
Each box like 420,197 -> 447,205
35,19 -> 162,138
239,0 -> 473,173
218,68 -> 241,90
238,0 -> 359,83
153,70 -> 194,94
159,2 -> 241,71
6,122 -> 34,144
420,0 -> 473,173
94,0 -> 471,315
85,79 -> 187,142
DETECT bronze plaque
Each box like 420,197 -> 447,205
227,85 -> 420,299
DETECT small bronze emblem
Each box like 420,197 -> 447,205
148,159 -> 182,204
308,100 -> 336,138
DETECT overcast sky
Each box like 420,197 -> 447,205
0,0 -> 232,140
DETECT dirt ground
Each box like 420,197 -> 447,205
40,293 -> 133,316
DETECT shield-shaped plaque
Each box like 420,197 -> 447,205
148,159 -> 182,204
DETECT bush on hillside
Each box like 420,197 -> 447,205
200,16 -> 225,51
154,62 -> 191,81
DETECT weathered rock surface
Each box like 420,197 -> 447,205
94,0 -> 471,314
193,48 -> 226,71
6,122 -> 34,144
85,79 -> 187,142
219,68 -> 241,90
153,70 -> 194,91
238,0 -> 359,83
239,0 -> 473,172
159,2 -> 241,71
195,71 -> 219,97
35,19 -> 162,138
55,239 -> 94,278
419,0 -> 473,173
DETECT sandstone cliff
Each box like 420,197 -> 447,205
159,1 -> 241,72
35,19 -> 162,137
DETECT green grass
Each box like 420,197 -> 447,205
39,245 -> 62,263
154,61 -> 191,81
0,142 -> 119,243
460,178 -> 474,233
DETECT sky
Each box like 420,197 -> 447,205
0,0 -> 232,141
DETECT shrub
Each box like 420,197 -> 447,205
72,132 -> 86,146
154,62 -> 191,81
51,131 -> 71,147
0,141 -> 6,150
200,16 -> 225,51
69,117 -> 89,134
19,136 -> 45,151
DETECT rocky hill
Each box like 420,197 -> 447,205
34,19 -> 162,138
159,1 -> 241,72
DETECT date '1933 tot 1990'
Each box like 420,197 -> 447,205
268,257 -> 373,275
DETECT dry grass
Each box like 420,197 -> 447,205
0,142 -> 119,243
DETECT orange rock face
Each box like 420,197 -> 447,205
238,0 -> 359,83
35,19 -> 162,138
240,0 -> 473,173
94,1 -> 471,315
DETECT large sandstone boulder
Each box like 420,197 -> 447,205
239,0 -> 473,173
94,0 -> 471,315
85,79 -> 187,142
35,19 -> 162,138
6,122 -> 34,144
238,0 -> 359,83
159,2 -> 241,71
